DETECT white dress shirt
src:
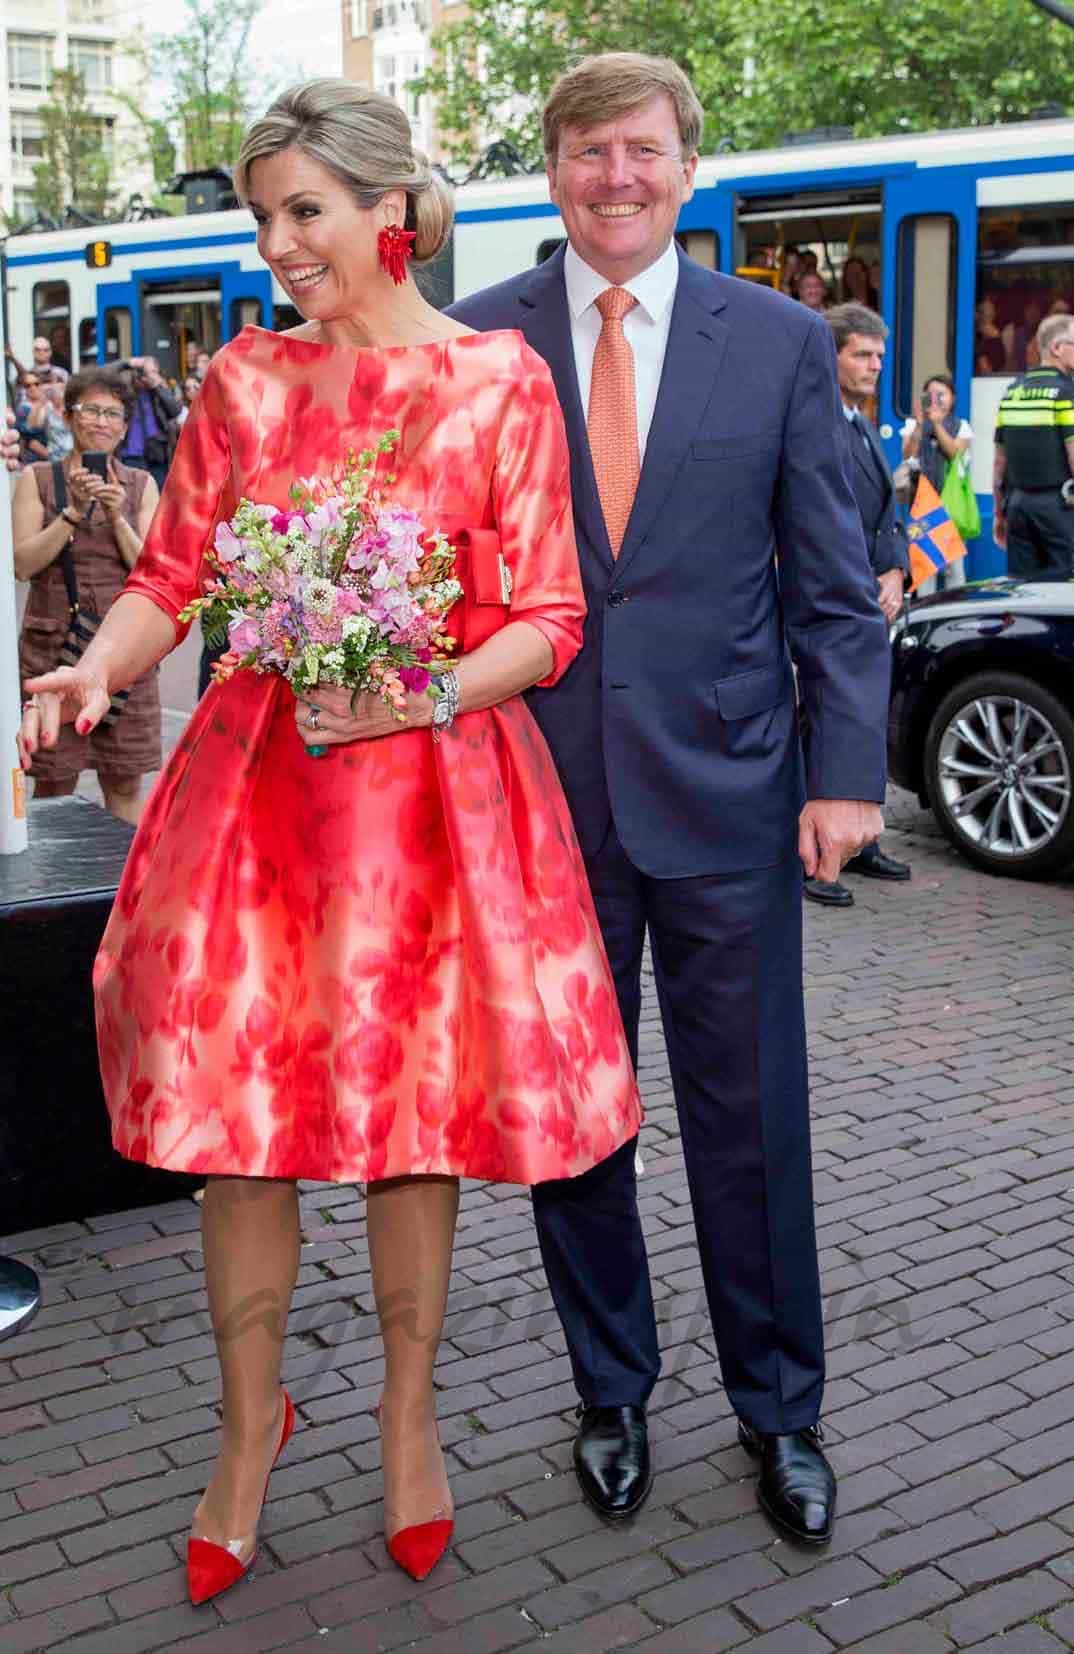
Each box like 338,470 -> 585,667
564,240 -> 679,464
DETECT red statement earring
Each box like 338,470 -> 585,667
378,223 -> 417,285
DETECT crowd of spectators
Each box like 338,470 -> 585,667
975,289 -> 1074,374
779,248 -> 882,315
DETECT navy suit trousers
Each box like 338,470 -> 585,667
532,820 -> 826,1435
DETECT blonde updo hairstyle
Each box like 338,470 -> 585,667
234,78 -> 453,265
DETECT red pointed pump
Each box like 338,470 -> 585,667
376,1401 -> 454,1581
187,1390 -> 296,1606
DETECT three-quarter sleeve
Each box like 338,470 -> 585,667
124,359 -> 234,644
490,341 -> 586,687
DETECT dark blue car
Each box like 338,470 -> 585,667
888,577 -> 1074,879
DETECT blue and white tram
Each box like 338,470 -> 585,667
6,113 -> 1074,574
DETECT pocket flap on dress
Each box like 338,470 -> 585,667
455,528 -> 511,607
714,665 -> 787,720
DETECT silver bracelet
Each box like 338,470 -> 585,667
430,669 -> 460,743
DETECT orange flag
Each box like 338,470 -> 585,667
906,476 -> 968,593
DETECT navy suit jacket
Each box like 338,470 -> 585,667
844,410 -> 911,578
449,246 -> 890,878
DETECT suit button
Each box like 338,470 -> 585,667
607,592 -> 629,607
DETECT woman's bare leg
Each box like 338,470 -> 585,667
192,1176 -> 300,1553
367,1175 -> 459,1533
100,774 -> 144,826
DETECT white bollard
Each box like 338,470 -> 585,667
0,308 -> 28,855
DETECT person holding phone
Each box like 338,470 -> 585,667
12,368 -> 161,823
901,372 -> 974,594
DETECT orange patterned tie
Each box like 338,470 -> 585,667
588,287 -> 640,558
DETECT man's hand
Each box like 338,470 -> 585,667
993,512 -> 1008,551
876,568 -> 905,623
799,799 -> 884,882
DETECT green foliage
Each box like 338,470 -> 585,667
129,0 -> 261,173
416,0 -> 1074,169
32,69 -> 113,220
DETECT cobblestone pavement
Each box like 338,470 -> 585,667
3,816 -> 1074,1653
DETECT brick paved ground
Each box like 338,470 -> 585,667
3,804 -> 1074,1652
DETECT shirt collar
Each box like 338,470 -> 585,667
842,400 -> 857,422
564,240 -> 680,325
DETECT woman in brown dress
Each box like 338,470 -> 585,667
13,368 -> 162,823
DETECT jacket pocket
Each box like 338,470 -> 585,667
692,432 -> 781,462
714,665 -> 787,721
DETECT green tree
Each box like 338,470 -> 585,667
131,0 -> 261,174
417,0 -> 1074,168
32,68 -> 113,220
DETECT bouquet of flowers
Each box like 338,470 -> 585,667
179,431 -> 462,740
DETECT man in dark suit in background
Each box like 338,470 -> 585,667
806,303 -> 913,908
450,53 -> 889,1546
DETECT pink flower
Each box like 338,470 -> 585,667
271,509 -> 306,535
214,522 -> 242,562
398,666 -> 431,693
228,615 -> 261,654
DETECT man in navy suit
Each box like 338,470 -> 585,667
450,53 -> 889,1546
803,302 -> 913,908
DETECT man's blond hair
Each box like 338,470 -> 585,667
543,52 -> 704,163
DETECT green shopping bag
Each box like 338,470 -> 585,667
941,452 -> 981,541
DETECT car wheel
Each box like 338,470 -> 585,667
923,670 -> 1074,878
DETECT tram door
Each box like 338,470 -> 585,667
733,185 -> 884,307
141,276 -> 223,379
138,269 -> 272,377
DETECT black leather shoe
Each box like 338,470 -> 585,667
573,1405 -> 652,1521
843,843 -> 911,880
803,878 -> 853,907
738,1420 -> 836,1545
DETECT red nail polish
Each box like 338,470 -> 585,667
76,717 -> 90,735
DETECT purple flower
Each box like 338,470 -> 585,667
398,666 -> 431,694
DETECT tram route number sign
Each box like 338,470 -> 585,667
85,240 -> 112,269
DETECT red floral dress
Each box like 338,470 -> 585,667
94,326 -> 641,1184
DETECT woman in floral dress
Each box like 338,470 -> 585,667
20,80 -> 640,1603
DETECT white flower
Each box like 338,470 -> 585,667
342,613 -> 374,644
304,578 -> 336,615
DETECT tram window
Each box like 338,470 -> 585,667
77,317 -> 97,366
537,238 -> 565,265
31,281 -> 72,372
274,304 -> 303,332
894,215 -> 956,418
677,230 -> 719,269
230,298 -> 262,339
976,201 -> 1074,375
103,307 -> 132,362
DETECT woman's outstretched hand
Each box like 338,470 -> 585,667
18,664 -> 111,770
293,683 -> 434,749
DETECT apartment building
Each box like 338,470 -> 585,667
342,0 -> 470,166
1,0 -> 151,227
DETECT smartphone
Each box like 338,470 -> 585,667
920,392 -> 932,411
83,451 -> 109,480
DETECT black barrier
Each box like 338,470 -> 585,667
0,796 -> 202,1236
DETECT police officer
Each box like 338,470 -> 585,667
994,314 -> 1074,576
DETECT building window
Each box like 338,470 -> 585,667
88,115 -> 116,160
69,0 -> 107,19
350,0 -> 369,34
69,39 -> 113,93
8,34 -> 53,93
976,200 -> 1074,375
11,114 -> 47,167
12,188 -> 37,224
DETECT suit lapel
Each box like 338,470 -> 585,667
516,249 -> 612,568
853,413 -> 891,504
615,250 -> 729,578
